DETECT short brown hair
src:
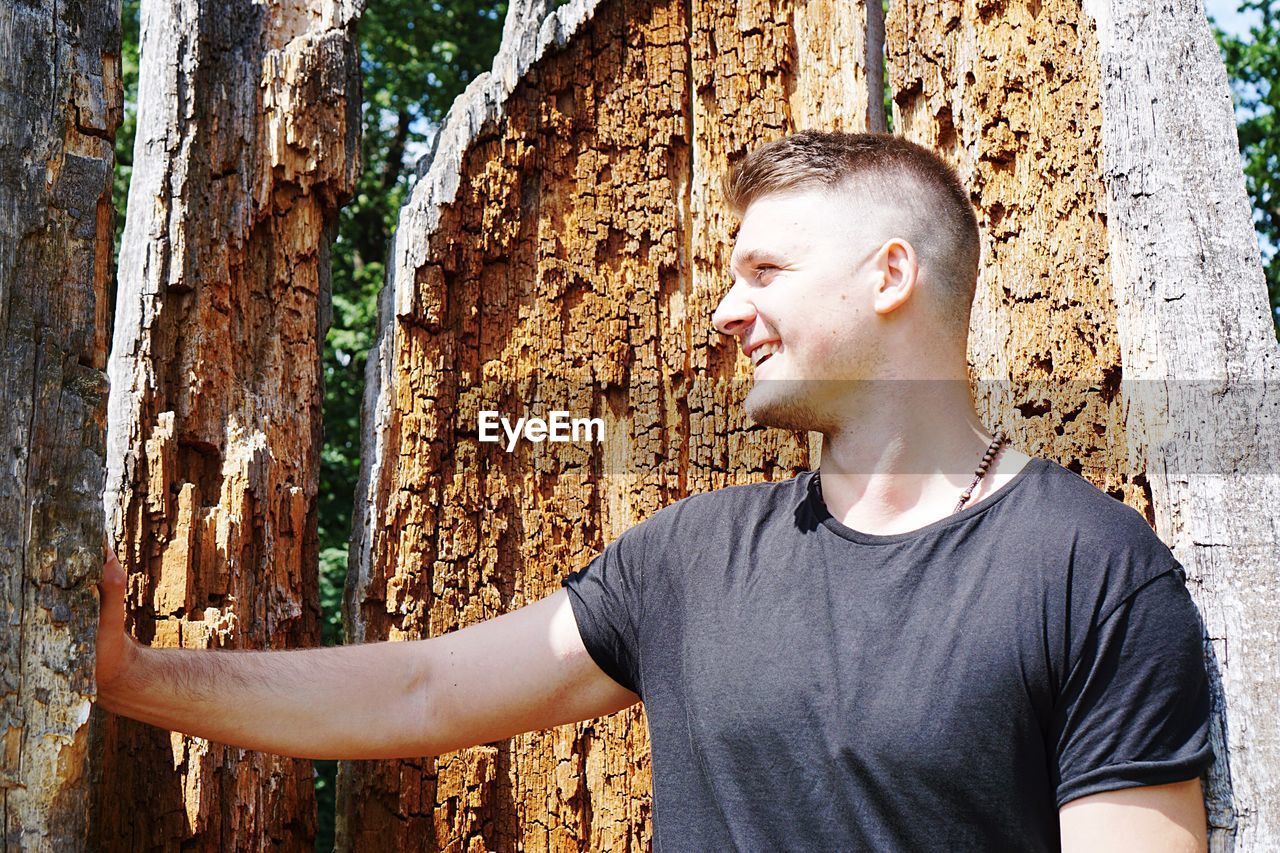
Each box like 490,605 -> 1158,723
725,131 -> 981,328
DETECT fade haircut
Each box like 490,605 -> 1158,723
724,131 -> 981,333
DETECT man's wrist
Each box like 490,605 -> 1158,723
96,635 -> 144,711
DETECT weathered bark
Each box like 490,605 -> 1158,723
1085,3 -> 1280,847
889,0 -> 1127,500
0,1 -> 121,849
339,0 -> 875,848
92,1 -> 360,849
334,0 -> 1276,846
887,0 -> 1279,846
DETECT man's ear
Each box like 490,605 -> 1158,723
871,237 -> 918,315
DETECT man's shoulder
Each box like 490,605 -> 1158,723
1028,458 -> 1172,548
649,472 -> 810,521
1016,458 -> 1185,609
619,473 -> 810,545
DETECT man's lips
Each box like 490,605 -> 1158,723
745,340 -> 781,366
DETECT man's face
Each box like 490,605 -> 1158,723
711,187 -> 898,432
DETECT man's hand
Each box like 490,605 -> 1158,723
92,540 -> 639,759
95,540 -> 140,698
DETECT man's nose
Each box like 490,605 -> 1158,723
711,281 -> 756,338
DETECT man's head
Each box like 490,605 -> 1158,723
711,131 -> 981,433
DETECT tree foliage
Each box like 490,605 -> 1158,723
112,0 -> 139,307
319,0 -> 508,649
315,3 -> 505,847
1213,0 -> 1280,337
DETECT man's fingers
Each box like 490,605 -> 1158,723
100,538 -> 127,630
96,537 -> 137,696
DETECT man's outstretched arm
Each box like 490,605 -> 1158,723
95,545 -> 640,760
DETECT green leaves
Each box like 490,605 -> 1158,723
319,0 -> 507,653
111,0 -> 140,310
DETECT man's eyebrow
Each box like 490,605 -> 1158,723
729,248 -> 786,270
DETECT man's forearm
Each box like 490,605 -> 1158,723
98,639 -> 434,760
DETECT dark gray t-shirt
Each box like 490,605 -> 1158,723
561,457 -> 1214,851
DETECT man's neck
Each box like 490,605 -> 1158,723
814,389 -> 1029,536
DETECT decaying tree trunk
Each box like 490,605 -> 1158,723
337,0 -> 1274,847
887,0 -> 1278,846
0,2 -> 121,849
1083,3 -> 1279,847
93,1 -> 360,849
338,0 -> 876,847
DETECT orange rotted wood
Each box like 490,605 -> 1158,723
340,0 -> 876,849
95,1 -> 360,849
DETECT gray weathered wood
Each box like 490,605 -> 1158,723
0,1 -> 121,849
95,0 -> 360,848
1083,0 -> 1280,847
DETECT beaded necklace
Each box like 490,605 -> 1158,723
812,430 -> 1008,516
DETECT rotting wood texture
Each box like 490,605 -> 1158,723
1084,1 -> 1280,847
93,1 -> 360,849
339,0 -> 874,848
338,0 -> 1277,847
0,1 -> 121,850
888,0 -> 1132,507
888,0 -> 1279,846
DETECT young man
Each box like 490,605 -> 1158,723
97,131 -> 1214,850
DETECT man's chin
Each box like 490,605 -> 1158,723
743,380 -> 828,432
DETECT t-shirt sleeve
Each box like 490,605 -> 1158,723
1052,565 -> 1215,806
561,523 -> 648,696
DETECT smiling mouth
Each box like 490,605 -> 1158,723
749,341 -> 782,366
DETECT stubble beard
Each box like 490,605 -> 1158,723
743,379 -> 839,434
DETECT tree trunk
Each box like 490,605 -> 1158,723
887,0 -> 1278,846
92,1 -> 360,849
337,0 -> 1276,847
338,0 -> 875,848
1083,3 -> 1280,846
0,2 -> 120,849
